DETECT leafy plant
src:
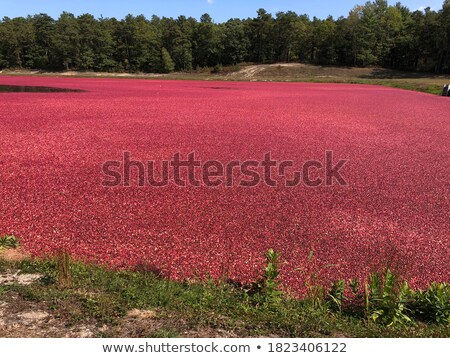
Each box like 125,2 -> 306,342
365,269 -> 413,326
328,280 -> 346,312
410,283 -> 450,325
259,249 -> 283,305
349,279 -> 360,294
0,235 -> 19,249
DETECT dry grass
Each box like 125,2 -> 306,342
226,64 -> 450,94
0,248 -> 29,263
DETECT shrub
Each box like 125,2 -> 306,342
211,64 -> 223,74
409,283 -> 450,325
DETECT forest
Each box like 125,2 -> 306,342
0,0 -> 449,74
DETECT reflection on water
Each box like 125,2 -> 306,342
0,85 -> 85,93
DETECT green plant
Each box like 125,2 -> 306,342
349,279 -> 360,294
328,280 -> 346,312
410,283 -> 450,325
258,249 -> 283,305
212,64 -> 223,74
307,285 -> 326,308
0,235 -> 19,249
161,48 -> 175,73
365,269 -> 413,327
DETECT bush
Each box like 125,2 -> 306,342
211,64 -> 223,74
409,283 -> 450,325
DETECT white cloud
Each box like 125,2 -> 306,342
417,5 -> 435,12
207,0 -> 214,4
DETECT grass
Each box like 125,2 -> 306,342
2,63 -> 450,95
0,244 -> 448,338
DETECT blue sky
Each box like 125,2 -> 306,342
0,1 -> 444,22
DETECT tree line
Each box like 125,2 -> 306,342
0,0 -> 449,74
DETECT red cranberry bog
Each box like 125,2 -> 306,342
0,76 -> 448,296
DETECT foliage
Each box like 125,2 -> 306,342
161,47 -> 175,73
327,280 -> 346,312
259,249 -> 283,305
324,271 -> 450,329
211,64 -> 223,73
0,235 -> 19,249
364,270 -> 413,326
409,283 -> 450,325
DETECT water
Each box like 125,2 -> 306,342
0,85 -> 84,93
